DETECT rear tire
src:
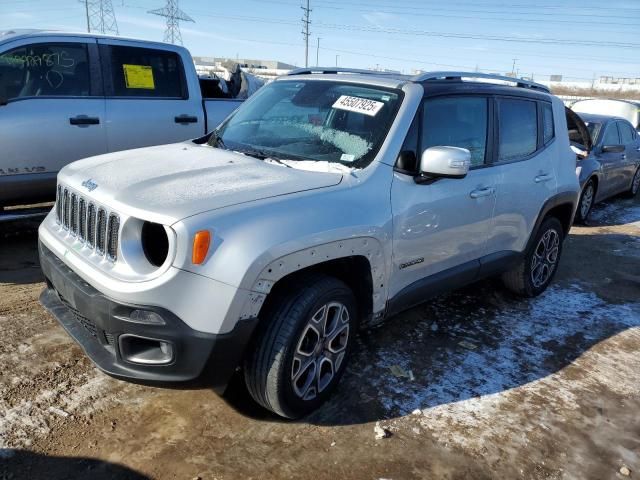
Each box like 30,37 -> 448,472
502,217 -> 564,297
244,273 -> 356,419
575,179 -> 595,224
624,167 -> 640,198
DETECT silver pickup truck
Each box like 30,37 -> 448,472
0,29 -> 244,207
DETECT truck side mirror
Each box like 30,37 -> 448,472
415,146 -> 471,184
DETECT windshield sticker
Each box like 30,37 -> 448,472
123,64 -> 155,89
340,153 -> 355,162
332,95 -> 384,117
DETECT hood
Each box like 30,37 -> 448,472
59,142 -> 343,224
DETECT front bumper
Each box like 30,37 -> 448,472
39,242 -> 257,390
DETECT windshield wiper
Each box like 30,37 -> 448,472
235,147 -> 293,167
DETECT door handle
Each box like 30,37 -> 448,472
622,154 -> 626,160
69,115 -> 100,126
534,173 -> 553,183
175,114 -> 198,124
469,187 -> 495,198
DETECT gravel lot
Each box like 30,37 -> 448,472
1,197 -> 639,480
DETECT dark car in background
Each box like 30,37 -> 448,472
572,113 -> 640,223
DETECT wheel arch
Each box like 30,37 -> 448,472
527,191 -> 577,252
238,238 -> 387,328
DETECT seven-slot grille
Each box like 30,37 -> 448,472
55,184 -> 120,261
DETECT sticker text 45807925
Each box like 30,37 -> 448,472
332,95 -> 385,117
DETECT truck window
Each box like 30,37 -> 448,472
422,96 -> 488,167
0,43 -> 91,100
106,46 -> 185,98
498,98 -> 537,162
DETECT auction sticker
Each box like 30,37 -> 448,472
123,64 -> 155,89
332,95 -> 384,117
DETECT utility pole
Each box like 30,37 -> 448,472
82,0 -> 119,35
316,37 -> 320,66
511,58 -> 518,76
148,0 -> 194,45
301,0 -> 312,67
335,54 -> 339,67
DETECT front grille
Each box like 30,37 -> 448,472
54,183 -> 120,262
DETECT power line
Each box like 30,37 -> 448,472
148,0 -> 193,45
301,0 -> 311,67
81,0 -> 119,35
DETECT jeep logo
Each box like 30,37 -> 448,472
81,179 -> 98,192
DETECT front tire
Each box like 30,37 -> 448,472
502,217 -> 564,297
575,179 -> 595,224
244,274 -> 356,419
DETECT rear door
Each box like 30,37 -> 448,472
489,97 -> 557,255
0,36 -> 106,203
98,40 -> 203,152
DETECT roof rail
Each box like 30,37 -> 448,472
287,67 -> 402,76
413,71 -> 550,93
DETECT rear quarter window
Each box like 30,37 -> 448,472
542,102 -> 554,145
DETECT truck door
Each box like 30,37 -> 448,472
97,40 -> 203,152
0,37 -> 106,205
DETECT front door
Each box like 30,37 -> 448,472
597,121 -> 626,196
0,37 -> 106,203
390,95 -> 497,301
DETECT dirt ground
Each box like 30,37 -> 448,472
1,197 -> 639,480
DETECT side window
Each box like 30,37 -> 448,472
498,98 -> 537,162
421,96 -> 488,167
618,121 -> 635,144
542,102 -> 554,144
0,43 -> 91,100
107,46 -> 185,98
602,123 -> 620,146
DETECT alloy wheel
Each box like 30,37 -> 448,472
291,301 -> 350,401
531,228 -> 560,288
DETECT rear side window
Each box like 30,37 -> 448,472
422,96 -> 488,166
107,46 -> 185,98
618,121 -> 636,144
498,99 -> 537,162
602,123 -> 620,146
542,103 -> 554,144
0,43 -> 91,100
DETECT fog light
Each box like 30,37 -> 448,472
119,335 -> 174,365
129,309 -> 165,325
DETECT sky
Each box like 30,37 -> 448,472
1,0 -> 639,82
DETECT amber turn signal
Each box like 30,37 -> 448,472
192,230 -> 211,265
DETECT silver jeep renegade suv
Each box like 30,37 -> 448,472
39,69 -> 580,418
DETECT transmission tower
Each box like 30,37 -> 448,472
301,0 -> 311,67
82,0 -> 119,35
148,0 -> 194,45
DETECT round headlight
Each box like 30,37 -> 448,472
141,221 -> 169,267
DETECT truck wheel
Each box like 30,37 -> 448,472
501,217 -> 564,297
575,180 -> 595,224
624,167 -> 640,198
244,274 -> 356,419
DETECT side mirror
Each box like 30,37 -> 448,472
416,146 -> 471,184
601,144 -> 624,154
